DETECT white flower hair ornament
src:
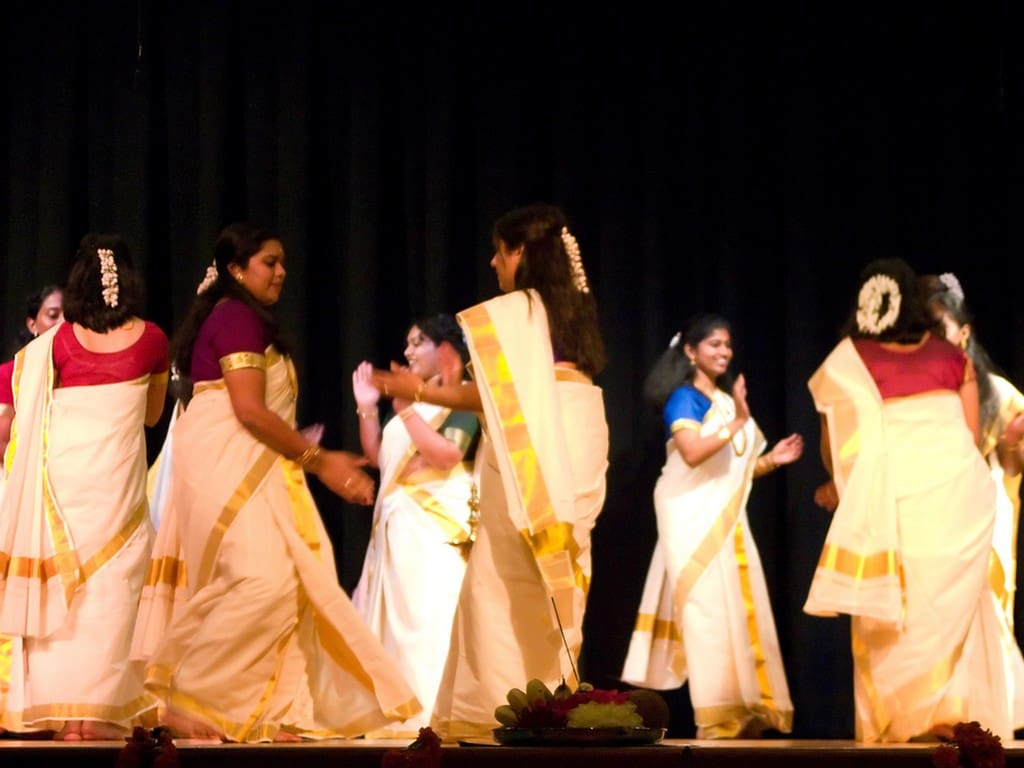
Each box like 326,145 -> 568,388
938,272 -> 964,302
561,226 -> 590,294
196,260 -> 219,295
856,274 -> 901,335
97,248 -> 119,308
669,331 -> 682,349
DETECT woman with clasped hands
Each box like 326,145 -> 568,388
131,223 -> 418,742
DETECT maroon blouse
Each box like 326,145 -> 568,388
853,333 -> 967,399
190,299 -> 272,383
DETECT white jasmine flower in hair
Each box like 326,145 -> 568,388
938,272 -> 964,302
856,274 -> 901,335
97,248 -> 119,308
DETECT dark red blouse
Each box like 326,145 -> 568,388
53,321 -> 168,387
853,333 -> 967,399
190,299 -> 272,383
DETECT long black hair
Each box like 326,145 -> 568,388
643,314 -> 734,410
494,204 -> 606,377
170,222 -> 290,376
922,272 -> 999,434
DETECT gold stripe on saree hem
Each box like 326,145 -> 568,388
0,501 -> 147,587
21,692 -> 157,727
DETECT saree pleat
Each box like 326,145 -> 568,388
351,402 -> 472,737
0,328 -> 155,729
431,291 -> 609,740
621,391 -> 793,738
807,339 -> 1007,741
131,350 -> 418,742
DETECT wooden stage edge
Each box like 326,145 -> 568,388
2,737 -> 1024,768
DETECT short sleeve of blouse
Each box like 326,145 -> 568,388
208,301 -> 268,359
141,322 -> 170,375
664,385 -> 711,433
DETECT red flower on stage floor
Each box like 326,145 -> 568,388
931,722 -> 1005,768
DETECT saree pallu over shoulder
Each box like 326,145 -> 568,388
621,394 -> 792,736
134,347 -> 419,742
457,290 -> 587,630
0,327 -> 150,639
804,338 -> 903,624
0,326 -> 155,728
434,291 -> 608,739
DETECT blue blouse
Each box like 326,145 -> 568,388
663,384 -> 713,439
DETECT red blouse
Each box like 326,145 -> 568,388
0,359 -> 13,407
53,321 -> 169,387
853,333 -> 967,399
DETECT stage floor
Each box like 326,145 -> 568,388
1,737 -> 1022,768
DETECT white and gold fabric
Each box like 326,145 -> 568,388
352,401 -> 474,738
431,290 -> 609,740
621,388 -> 793,738
805,338 -> 1009,741
0,327 -> 154,730
131,347 -> 419,742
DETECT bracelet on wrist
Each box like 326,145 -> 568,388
398,405 -> 416,421
296,444 -> 324,473
356,407 -> 378,420
414,381 -> 426,402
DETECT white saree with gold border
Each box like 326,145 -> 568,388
980,374 -> 1024,731
806,338 -> 1007,741
130,348 -> 419,742
431,290 -> 609,740
0,327 -> 155,730
351,402 -> 473,738
621,390 -> 793,738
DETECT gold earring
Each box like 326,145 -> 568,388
235,273 -> 244,283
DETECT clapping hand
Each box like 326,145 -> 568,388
769,433 -> 804,467
372,363 -> 422,402
732,374 -> 750,421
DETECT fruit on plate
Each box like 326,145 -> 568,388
494,678 -> 668,730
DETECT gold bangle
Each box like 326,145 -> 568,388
414,381 -> 425,402
757,455 -> 777,473
296,444 -> 323,472
356,407 -> 378,419
398,406 -> 415,421
717,426 -> 732,441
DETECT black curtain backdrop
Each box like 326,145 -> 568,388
4,1 -> 1024,739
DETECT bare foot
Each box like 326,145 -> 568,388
80,721 -> 128,741
54,721 -> 83,741
160,709 -> 226,742
931,723 -> 956,742
273,730 -> 301,743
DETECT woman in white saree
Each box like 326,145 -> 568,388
350,314 -> 480,738
621,316 -> 800,738
374,204 -> 609,740
806,259 -> 1007,741
0,236 -> 168,740
0,284 -> 64,735
130,223 -> 418,742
